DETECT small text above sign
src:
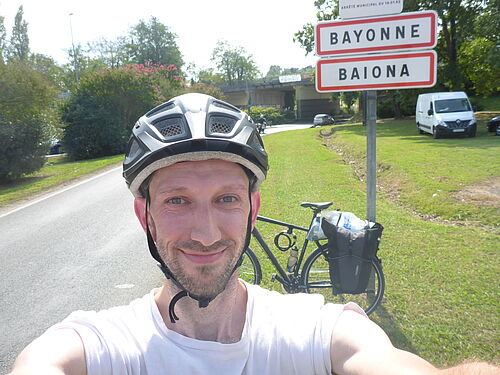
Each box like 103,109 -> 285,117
339,0 -> 403,19
316,11 -> 437,56
316,50 -> 437,92
278,74 -> 302,83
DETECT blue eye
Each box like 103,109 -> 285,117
168,197 -> 185,204
220,196 -> 237,203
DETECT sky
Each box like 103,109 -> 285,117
0,0 -> 319,75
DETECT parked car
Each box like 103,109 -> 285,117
313,114 -> 334,126
415,91 -> 476,138
48,138 -> 63,155
487,116 -> 500,133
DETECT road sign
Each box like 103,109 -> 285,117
339,0 -> 403,19
316,50 -> 437,92
316,11 -> 437,56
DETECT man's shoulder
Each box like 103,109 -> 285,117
245,283 -> 346,324
246,283 -> 323,304
52,289 -> 158,337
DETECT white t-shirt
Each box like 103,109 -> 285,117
50,282 -> 365,375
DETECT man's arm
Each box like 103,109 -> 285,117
330,308 -> 499,375
9,328 -> 86,375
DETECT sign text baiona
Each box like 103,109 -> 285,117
316,11 -> 437,56
316,50 -> 437,92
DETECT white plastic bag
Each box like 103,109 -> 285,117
337,212 -> 368,232
322,210 -> 342,226
306,216 -> 326,241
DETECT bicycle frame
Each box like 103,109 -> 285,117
252,214 -> 323,292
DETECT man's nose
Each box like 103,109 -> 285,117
190,204 -> 222,247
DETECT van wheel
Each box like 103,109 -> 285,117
417,123 -> 425,134
432,127 -> 440,139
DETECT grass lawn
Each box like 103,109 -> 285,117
0,154 -> 123,208
1,116 -> 498,366
253,121 -> 499,366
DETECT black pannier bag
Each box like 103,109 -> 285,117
321,219 -> 383,294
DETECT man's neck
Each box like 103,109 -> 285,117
154,274 -> 248,344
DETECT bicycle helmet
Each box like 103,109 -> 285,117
123,93 -> 267,197
122,93 -> 268,322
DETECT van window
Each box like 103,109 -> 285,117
434,99 -> 471,113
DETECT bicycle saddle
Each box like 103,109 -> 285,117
300,202 -> 333,210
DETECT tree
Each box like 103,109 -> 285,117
340,92 -> 357,114
419,0 -> 483,91
459,38 -> 499,97
62,63 -> 183,159
265,65 -> 282,80
125,17 -> 183,68
0,62 -> 59,181
211,40 -> 259,87
186,82 -> 225,99
0,14 -> 6,63
87,37 -> 128,69
29,53 -> 66,89
9,5 -> 30,61
63,43 -> 108,89
457,0 -> 499,96
294,0 -> 338,54
193,67 -> 225,86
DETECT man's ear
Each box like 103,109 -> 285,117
250,190 -> 261,229
134,197 -> 156,240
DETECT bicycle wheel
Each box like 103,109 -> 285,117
239,247 -> 262,285
301,247 -> 385,315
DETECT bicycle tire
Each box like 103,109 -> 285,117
239,247 -> 262,285
301,246 -> 385,315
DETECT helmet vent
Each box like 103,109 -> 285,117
146,102 -> 175,118
208,115 -> 236,134
213,100 -> 239,113
153,117 -> 187,139
125,139 -> 141,163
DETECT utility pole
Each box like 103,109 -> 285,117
69,13 -> 79,85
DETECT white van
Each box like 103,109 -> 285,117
416,92 -> 476,138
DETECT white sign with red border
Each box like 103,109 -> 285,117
339,0 -> 403,19
316,50 -> 437,92
316,11 -> 437,57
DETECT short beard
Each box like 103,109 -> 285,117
157,237 -> 246,300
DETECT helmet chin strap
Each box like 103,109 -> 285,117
145,189 -> 253,323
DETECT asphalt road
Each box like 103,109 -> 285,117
0,167 -> 165,373
0,122 -> 312,373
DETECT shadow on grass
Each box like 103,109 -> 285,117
371,303 -> 420,355
0,176 -> 50,191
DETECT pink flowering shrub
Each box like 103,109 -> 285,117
62,63 -> 184,159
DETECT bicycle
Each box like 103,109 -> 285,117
239,202 -> 385,315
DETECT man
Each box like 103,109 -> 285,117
10,94 -> 498,374
257,114 -> 266,134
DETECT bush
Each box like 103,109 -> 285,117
246,106 -> 294,125
186,83 -> 226,99
62,63 -> 183,160
0,62 -> 59,182
0,117 -> 48,181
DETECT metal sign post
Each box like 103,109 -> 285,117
366,90 -> 377,221
315,2 -> 437,222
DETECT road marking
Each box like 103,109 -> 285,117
115,284 -> 135,289
0,166 -> 122,219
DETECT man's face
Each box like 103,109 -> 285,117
139,159 -> 260,299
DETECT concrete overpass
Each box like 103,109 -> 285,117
221,74 -> 339,121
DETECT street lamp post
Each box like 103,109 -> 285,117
69,13 -> 79,85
